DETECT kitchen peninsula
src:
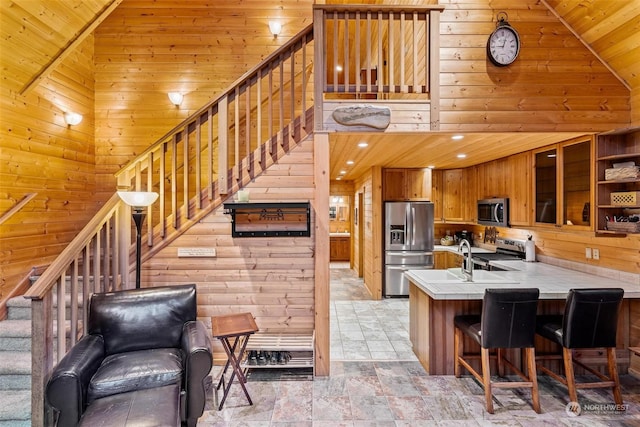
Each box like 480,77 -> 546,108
406,263 -> 640,376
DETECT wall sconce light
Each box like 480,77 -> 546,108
64,112 -> 83,126
117,191 -> 159,288
167,92 -> 183,106
269,21 -> 282,37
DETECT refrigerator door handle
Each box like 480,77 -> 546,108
411,206 -> 417,247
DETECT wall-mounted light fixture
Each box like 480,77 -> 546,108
64,112 -> 83,126
269,21 -> 282,38
117,191 -> 159,288
167,92 -> 183,107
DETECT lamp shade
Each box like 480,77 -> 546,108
167,92 -> 183,106
64,112 -> 83,126
269,21 -> 282,36
118,191 -> 159,208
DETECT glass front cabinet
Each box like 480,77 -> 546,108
535,137 -> 593,230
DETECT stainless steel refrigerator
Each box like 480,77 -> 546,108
384,201 -> 434,297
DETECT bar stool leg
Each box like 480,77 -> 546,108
562,347 -> 579,404
525,347 -> 541,413
481,347 -> 494,414
497,348 -> 505,377
454,327 -> 462,378
607,348 -> 623,405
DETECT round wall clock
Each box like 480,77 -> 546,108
487,17 -> 520,67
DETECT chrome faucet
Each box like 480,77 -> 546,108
458,239 -> 473,282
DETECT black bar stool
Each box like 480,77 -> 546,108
536,288 -> 624,406
454,288 -> 541,414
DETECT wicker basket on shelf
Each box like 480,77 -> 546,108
606,221 -> 640,233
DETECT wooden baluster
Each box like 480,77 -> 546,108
246,82 -> 251,171
195,118 -> 202,209
234,86 -> 240,181
366,11 -> 372,93
183,125 -> 190,219
159,141 -> 166,236
355,12 -> 361,95
413,11 -> 419,94
207,107 -> 214,200
400,12 -> 406,92
290,46 -> 296,142
389,11 -> 395,93
218,96 -> 229,195
333,11 -> 338,93
171,135 -> 178,228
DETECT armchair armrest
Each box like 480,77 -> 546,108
181,320 -> 213,426
46,334 -> 105,427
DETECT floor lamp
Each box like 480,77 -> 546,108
118,191 -> 159,288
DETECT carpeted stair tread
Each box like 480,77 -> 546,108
0,351 -> 31,375
0,320 -> 31,338
0,390 -> 30,422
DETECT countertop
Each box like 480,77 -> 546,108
405,261 -> 640,300
433,244 -> 494,254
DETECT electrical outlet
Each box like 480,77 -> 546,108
585,248 -> 592,259
593,248 -> 600,260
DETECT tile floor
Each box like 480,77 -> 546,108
199,264 -> 640,426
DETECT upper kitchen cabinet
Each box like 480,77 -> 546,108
534,137 -> 593,229
431,168 -> 474,223
595,129 -> 640,235
476,153 -> 530,226
383,168 -> 432,201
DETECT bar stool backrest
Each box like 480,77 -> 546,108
562,288 -> 624,349
481,288 -> 540,349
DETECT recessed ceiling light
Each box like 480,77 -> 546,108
457,153 -> 467,158
336,177 -> 342,180
346,160 -> 354,165
427,165 -> 435,169
336,65 -> 343,72
339,170 -> 346,175
358,142 -> 368,148
451,135 -> 464,141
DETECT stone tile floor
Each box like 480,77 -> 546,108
199,265 -> 640,426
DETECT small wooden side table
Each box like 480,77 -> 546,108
211,312 -> 259,410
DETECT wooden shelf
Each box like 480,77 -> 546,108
223,201 -> 311,237
241,332 -> 315,373
595,129 -> 640,235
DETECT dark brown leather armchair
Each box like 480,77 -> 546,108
46,284 -> 212,427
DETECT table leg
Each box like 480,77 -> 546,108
217,335 -> 253,410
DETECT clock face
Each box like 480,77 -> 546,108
487,26 -> 520,66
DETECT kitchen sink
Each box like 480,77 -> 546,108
408,268 -> 518,284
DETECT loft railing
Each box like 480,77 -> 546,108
24,24 -> 315,426
314,4 -> 443,98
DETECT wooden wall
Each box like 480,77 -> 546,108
438,0 -> 630,132
0,37 -> 98,299
92,0 -> 316,199
145,139 -> 317,358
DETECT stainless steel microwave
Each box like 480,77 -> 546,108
477,198 -> 509,227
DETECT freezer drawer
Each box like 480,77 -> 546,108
385,251 -> 434,266
384,265 -> 433,297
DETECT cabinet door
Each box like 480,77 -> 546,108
508,152 -> 532,226
431,170 -> 443,221
445,251 -> 463,269
443,169 -> 464,221
406,169 -> 432,200
433,251 -> 446,269
383,169 -> 406,201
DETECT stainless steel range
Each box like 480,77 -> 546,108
472,237 -> 526,271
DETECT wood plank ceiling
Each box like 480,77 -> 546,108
2,0 -> 638,181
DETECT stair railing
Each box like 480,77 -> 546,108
24,24 -> 315,427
